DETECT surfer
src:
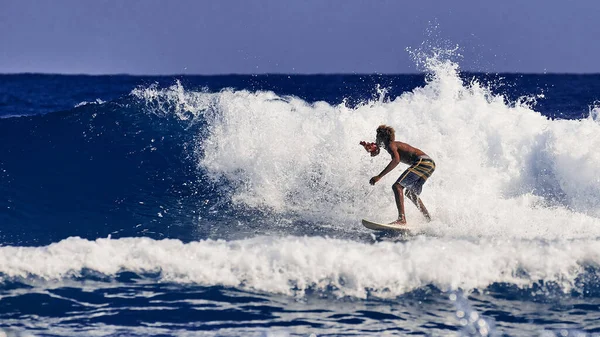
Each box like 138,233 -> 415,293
362,125 -> 435,225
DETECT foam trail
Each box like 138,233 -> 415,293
131,57 -> 600,241
1,236 -> 600,298
74,98 -> 106,108
0,328 -> 35,337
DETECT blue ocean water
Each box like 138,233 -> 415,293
1,59 -> 600,337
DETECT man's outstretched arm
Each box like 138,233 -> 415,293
370,149 -> 400,185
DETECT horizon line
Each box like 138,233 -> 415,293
1,71 -> 600,76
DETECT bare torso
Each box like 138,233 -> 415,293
387,141 -> 427,165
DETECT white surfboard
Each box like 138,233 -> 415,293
362,219 -> 411,233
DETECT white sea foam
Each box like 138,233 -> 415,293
0,236 -> 599,299
124,53 -> 600,299
590,101 -> 600,123
74,98 -> 106,108
0,114 -> 29,119
130,55 -> 600,241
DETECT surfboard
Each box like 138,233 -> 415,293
362,219 -> 411,233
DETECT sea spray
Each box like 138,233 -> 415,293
1,236 -> 599,298
130,57 -> 600,239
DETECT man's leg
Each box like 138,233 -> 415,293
405,190 -> 431,221
392,183 -> 406,224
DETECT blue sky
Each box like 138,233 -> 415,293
1,0 -> 599,74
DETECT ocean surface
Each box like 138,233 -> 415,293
1,57 -> 600,336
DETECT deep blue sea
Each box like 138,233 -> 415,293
1,59 -> 600,336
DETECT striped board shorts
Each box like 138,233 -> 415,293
395,155 -> 436,195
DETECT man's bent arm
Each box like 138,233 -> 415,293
377,151 -> 400,179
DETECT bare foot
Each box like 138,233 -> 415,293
389,219 -> 407,226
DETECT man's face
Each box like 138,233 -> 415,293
376,134 -> 384,147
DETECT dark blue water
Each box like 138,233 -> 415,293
1,70 -> 600,337
3,73 -> 599,118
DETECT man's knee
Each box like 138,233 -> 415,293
392,182 -> 403,192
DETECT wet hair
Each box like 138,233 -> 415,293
376,125 -> 395,146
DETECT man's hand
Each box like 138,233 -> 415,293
369,176 -> 381,185
360,141 -> 380,156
